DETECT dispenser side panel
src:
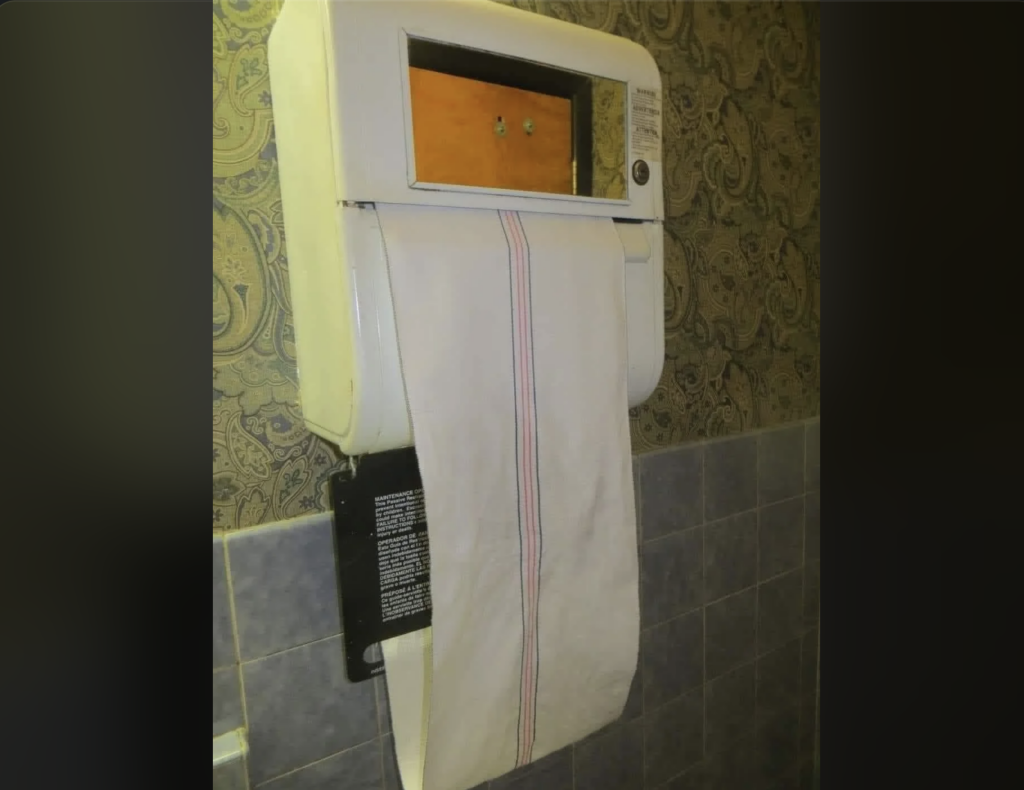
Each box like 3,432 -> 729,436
268,0 -> 356,446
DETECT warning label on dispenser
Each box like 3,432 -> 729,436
375,489 -> 432,622
329,447 -> 433,682
630,85 -> 662,164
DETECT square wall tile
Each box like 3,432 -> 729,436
805,421 -> 820,492
644,686 -> 704,786
704,435 -> 757,522
805,491 -> 819,563
640,444 -> 703,541
705,588 -> 757,681
705,662 -> 756,756
574,718 -> 643,790
642,527 -> 703,627
756,639 -> 802,720
758,570 -> 804,655
214,536 -> 236,669
491,745 -> 573,790
642,609 -> 703,711
213,666 -> 243,737
242,635 -> 377,785
705,510 -> 757,602
258,740 -> 382,790
758,425 -> 805,505
759,498 -> 804,581
228,513 -> 342,661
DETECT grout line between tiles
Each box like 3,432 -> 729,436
221,539 -> 249,734
251,736 -> 380,789
644,561 -> 806,635
641,520 -> 703,548
642,493 -> 805,550
797,621 -> 807,759
697,490 -> 804,534
642,600 -> 703,633
223,508 -> 333,542
241,631 -> 345,666
801,495 -> 809,636
700,441 -> 706,525
814,622 -> 821,779
756,432 -> 763,510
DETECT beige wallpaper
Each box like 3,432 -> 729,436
213,0 -> 820,530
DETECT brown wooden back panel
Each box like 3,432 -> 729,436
408,67 -> 573,195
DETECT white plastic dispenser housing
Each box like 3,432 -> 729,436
268,0 -> 665,455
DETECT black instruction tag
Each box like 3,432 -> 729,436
330,448 -> 433,683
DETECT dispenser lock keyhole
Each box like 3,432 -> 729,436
632,159 -> 650,186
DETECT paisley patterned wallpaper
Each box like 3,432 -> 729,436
212,0 -> 820,531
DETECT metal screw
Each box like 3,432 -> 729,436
494,119 -> 506,136
523,118 -> 534,135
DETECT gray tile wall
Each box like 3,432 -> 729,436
212,418 -> 821,790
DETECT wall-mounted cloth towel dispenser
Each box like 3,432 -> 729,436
268,3 -> 663,788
